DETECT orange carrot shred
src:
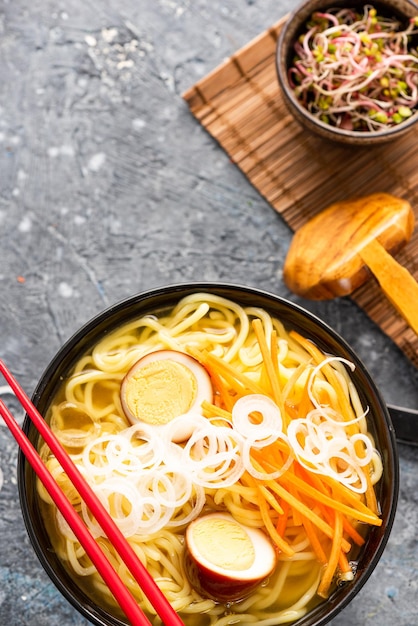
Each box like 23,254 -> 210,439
252,319 -> 283,409
243,473 -> 294,556
280,469 -> 381,526
276,499 -> 290,538
297,369 -> 315,418
338,548 -> 353,575
301,515 -> 328,565
317,511 -> 344,598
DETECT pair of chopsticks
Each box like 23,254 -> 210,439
0,360 -> 185,626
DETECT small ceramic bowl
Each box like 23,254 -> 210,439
276,0 -> 418,145
18,283 -> 399,626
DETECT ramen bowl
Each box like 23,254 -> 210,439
276,0 -> 418,145
18,283 -> 399,626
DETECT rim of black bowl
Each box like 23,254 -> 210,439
17,282 -> 399,626
276,0 -> 418,143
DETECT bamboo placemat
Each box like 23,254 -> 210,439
183,16 -> 418,368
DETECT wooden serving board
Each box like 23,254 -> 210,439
182,16 -> 418,369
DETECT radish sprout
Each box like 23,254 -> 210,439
288,5 -> 418,131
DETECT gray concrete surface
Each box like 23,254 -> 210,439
0,1 -> 417,625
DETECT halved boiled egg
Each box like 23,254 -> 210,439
184,512 -> 277,602
120,350 -> 213,442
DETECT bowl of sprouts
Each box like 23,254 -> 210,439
276,0 -> 418,145
18,283 -> 398,626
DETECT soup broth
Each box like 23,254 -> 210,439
37,292 -> 383,625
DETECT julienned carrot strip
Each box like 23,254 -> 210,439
249,447 -> 303,527
209,369 -> 236,412
282,362 -> 308,408
187,347 -> 250,397
310,472 -> 381,523
250,442 -> 291,476
311,499 -> 354,585
317,511 -> 344,598
338,547 -> 353,574
300,515 -> 328,564
242,464 -> 351,553
310,489 -> 365,549
295,464 -> 331,497
287,467 -> 303,527
276,499 -> 290,538
253,446 -> 380,527
258,483 -> 284,515
252,319 -> 283,409
284,400 -> 299,420
296,466 -> 366,546
203,351 -> 266,396
187,348 -> 238,413
296,471 -> 353,575
264,437 -> 292,459
243,474 -> 294,556
297,369 -> 315,418
289,460 -> 380,522
341,517 -> 365,547
270,329 -> 281,394
279,470 -> 381,526
249,449 -> 374,559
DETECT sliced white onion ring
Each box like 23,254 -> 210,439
182,425 -> 244,488
232,394 -> 283,445
287,405 -> 377,493
81,477 -> 144,538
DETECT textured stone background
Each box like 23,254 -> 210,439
0,1 -> 417,625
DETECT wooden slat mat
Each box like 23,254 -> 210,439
183,16 -> 418,368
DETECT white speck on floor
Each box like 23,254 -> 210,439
88,152 -> 106,172
117,59 -> 134,70
58,282 -> 73,298
102,27 -> 118,42
132,118 -> 146,132
85,34 -> 97,47
18,215 -> 32,233
48,145 -> 75,158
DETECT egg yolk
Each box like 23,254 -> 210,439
122,359 -> 197,426
191,517 -> 255,571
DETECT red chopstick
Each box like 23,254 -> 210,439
0,396 -> 152,626
0,360 -> 185,626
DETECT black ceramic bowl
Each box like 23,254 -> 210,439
276,0 -> 418,145
18,283 -> 399,626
